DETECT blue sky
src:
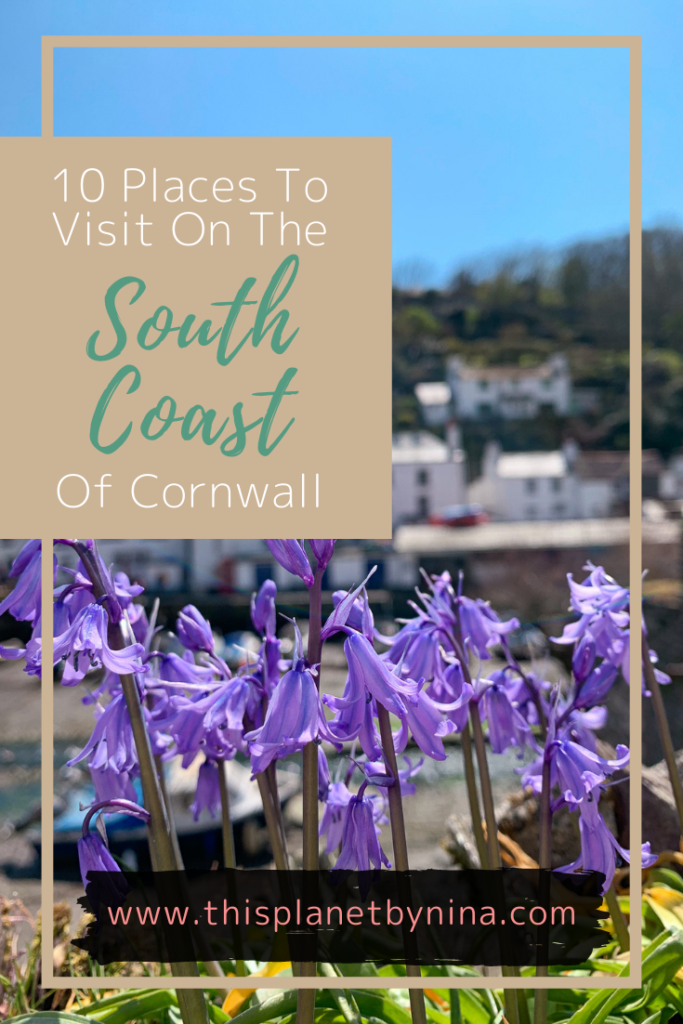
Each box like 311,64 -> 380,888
1,2 -> 680,284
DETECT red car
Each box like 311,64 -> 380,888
428,503 -> 490,527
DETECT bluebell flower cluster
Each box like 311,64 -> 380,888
0,540 -> 664,894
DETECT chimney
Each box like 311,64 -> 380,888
562,438 -> 580,467
483,440 -> 501,478
445,418 -> 462,453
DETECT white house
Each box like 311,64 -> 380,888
468,441 -> 613,521
656,451 -> 683,501
446,353 -> 571,420
392,426 -> 467,526
414,381 -> 452,427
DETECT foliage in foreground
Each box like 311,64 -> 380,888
5,877 -> 683,1024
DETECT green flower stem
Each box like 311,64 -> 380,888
297,565 -> 325,1024
376,703 -> 428,1024
468,703 -> 502,870
642,628 -> 683,836
218,762 -> 246,977
468,704 -> 525,1024
317,962 -> 362,1024
218,760 -> 237,870
461,726 -> 489,869
266,760 -> 290,864
256,772 -> 289,871
155,752 -> 184,868
450,988 -> 462,1024
77,544 -> 208,1024
533,756 -> 552,1024
605,884 -> 630,953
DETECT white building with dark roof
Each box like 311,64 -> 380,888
392,426 -> 467,526
414,381 -> 452,427
446,353 -> 571,420
468,441 -> 613,521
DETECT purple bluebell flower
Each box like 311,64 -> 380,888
90,765 -> 139,804
67,693 -> 139,775
319,781 -> 353,854
343,633 -> 419,718
573,659 -> 619,709
22,632 -> 42,677
245,627 -> 339,774
77,832 -> 128,899
318,746 -> 331,802
78,798 -> 149,901
152,675 -> 249,767
552,564 -> 629,662
335,783 -> 391,871
264,540 -> 314,587
572,634 -> 596,683
251,579 -> 277,638
113,572 -> 145,608
396,755 -> 424,796
128,603 -> 150,645
190,760 -> 222,821
331,588 -> 375,640
157,650 -> 216,686
401,685 -> 455,761
427,660 -> 472,732
261,636 -> 282,698
560,785 -> 657,891
321,567 -> 377,642
480,675 -> 531,755
523,722 -> 629,805
309,540 -> 335,571
565,706 -> 608,753
10,539 -> 42,577
362,755 -> 424,797
610,630 -> 671,695
0,541 -> 42,623
459,596 -> 519,660
392,625 -> 445,683
0,641 -> 26,660
176,605 -> 215,654
54,603 -> 147,683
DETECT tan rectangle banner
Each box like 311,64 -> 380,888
2,136 -> 392,538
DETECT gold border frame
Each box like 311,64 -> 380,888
39,33 -> 642,992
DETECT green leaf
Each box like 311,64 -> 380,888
229,989 -> 298,1024
564,931 -> 683,1024
663,982 -> 683,1015
82,989 -> 179,1023
278,1011 -> 346,1024
349,992 -> 413,1024
585,959 -> 628,975
640,1008 -> 677,1024
647,871 -> 683,895
207,1003 -> 231,1024
336,963 -> 382,978
560,958 -> 631,1024
640,930 -> 683,1002
438,991 -> 493,1024
4,1015 -> 93,1023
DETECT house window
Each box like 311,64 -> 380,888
525,479 -> 537,494
417,495 -> 429,518
553,503 -> 566,517
416,468 -> 429,486
256,563 -> 272,587
525,506 -> 537,519
551,477 -> 562,493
